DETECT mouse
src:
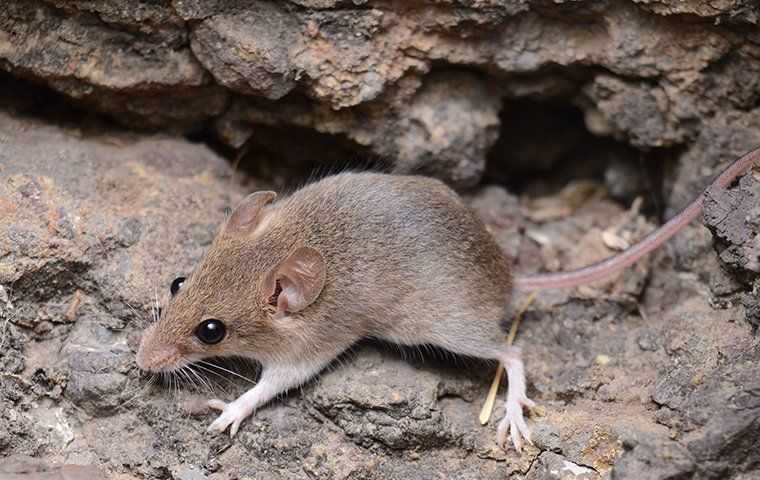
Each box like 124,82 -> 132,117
136,146 -> 759,452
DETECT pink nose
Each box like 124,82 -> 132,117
137,346 -> 181,371
136,326 -> 181,372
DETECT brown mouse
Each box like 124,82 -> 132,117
136,146 -> 759,451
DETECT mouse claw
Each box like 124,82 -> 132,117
496,395 -> 534,452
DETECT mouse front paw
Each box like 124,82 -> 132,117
496,394 -> 535,452
206,398 -> 255,437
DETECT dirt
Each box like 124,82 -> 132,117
1,1 -> 759,479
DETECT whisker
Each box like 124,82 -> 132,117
153,284 -> 161,323
197,360 -> 258,385
187,366 -> 214,394
172,371 -> 181,397
177,366 -> 195,391
192,363 -> 235,396
192,363 -> 232,382
117,374 -> 157,410
123,301 -> 139,317
182,365 -> 207,394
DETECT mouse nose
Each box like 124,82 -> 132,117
136,325 -> 181,372
137,345 -> 182,372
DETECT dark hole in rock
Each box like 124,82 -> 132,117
485,98 -> 671,216
0,72 -> 116,131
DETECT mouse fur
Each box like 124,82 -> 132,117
138,171 -> 532,449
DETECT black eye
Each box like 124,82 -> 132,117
195,319 -> 226,345
170,277 -> 186,296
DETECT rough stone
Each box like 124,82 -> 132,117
612,441 -> 695,480
703,173 -> 760,282
525,451 -> 598,480
1,108 -> 758,477
392,71 -> 501,188
190,1 -> 298,99
0,1 -> 227,129
172,465 -> 209,480
2,1 -> 760,478
0,455 -> 107,480
1,1 -> 756,187
309,347 -> 455,450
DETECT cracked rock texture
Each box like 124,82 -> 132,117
1,0 -> 759,479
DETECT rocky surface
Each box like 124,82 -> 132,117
0,0 -> 759,479
1,1 -> 759,187
0,455 -> 106,479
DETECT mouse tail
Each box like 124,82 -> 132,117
513,146 -> 760,292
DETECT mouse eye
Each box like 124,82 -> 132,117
195,319 -> 226,345
170,276 -> 186,296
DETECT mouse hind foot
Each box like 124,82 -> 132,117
496,347 -> 535,452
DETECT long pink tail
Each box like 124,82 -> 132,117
513,146 -> 760,291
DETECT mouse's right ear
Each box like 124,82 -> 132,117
226,191 -> 277,233
263,246 -> 326,317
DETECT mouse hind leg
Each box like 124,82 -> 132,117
494,346 -> 535,451
415,327 -> 535,451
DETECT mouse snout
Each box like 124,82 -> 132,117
136,325 -> 182,372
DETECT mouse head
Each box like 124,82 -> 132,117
136,190 -> 326,372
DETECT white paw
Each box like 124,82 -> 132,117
496,394 -> 535,452
206,398 -> 254,437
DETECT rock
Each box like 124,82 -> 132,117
703,173 -> 760,284
172,465 -> 208,480
308,347 -> 454,449
0,1 -> 227,129
392,71 -> 501,188
531,421 -> 562,453
525,451 -> 598,480
190,1 -> 298,99
649,296 -> 760,475
684,369 -> 760,476
584,76 -> 680,148
612,441 -> 695,480
2,1 -> 760,477
636,329 -> 661,352
0,1 -> 755,190
665,119 -> 760,220
0,110 -> 249,469
0,455 -> 106,480
634,0 -> 759,22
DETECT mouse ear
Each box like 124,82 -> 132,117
227,191 -> 277,232
265,247 -> 326,315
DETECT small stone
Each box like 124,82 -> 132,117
526,451 -> 598,480
172,465 -> 208,480
117,217 -> 143,247
531,421 -> 562,453
636,330 -> 660,352
595,354 -> 611,366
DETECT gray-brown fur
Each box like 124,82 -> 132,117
141,172 -> 514,370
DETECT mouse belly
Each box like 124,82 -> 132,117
372,296 -> 510,360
